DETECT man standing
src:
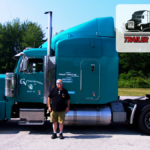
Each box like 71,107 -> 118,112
48,79 -> 70,139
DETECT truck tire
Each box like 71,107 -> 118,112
138,106 -> 150,135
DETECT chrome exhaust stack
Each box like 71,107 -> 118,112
44,11 -> 55,104
44,11 -> 52,56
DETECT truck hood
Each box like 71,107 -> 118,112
0,74 -> 5,82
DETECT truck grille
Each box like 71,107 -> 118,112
128,21 -> 134,29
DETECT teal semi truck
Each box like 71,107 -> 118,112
1,11 -> 150,135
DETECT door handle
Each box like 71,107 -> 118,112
91,64 -> 95,72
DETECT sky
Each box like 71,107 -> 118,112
0,0 -> 149,39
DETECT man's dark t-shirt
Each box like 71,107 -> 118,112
48,88 -> 70,111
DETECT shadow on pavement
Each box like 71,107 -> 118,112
65,135 -> 112,139
0,120 -> 144,136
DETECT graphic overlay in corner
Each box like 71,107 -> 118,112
116,5 -> 150,52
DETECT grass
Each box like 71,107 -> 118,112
118,88 -> 150,96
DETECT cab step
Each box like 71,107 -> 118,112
19,120 -> 44,125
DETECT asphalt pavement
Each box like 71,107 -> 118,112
0,96 -> 150,150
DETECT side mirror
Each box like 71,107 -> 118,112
22,57 -> 28,71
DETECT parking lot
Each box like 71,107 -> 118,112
0,119 -> 150,150
0,96 -> 150,150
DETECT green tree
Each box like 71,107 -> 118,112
21,21 -> 45,48
119,53 -> 150,77
0,18 -> 45,73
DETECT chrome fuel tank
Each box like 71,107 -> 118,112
64,106 -> 111,125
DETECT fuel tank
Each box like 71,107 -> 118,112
64,106 -> 111,125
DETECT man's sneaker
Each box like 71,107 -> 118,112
59,133 -> 64,139
51,133 -> 57,139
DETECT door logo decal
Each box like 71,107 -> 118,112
20,78 -> 43,86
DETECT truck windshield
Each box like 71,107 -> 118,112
132,15 -> 143,19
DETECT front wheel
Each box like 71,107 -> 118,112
138,107 -> 150,135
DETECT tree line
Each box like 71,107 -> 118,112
119,53 -> 150,88
0,18 -> 45,73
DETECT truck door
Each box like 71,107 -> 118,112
80,60 -> 100,100
17,58 -> 44,99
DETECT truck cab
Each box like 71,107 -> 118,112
0,17 -> 118,124
126,10 -> 150,31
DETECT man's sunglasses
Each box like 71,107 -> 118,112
57,82 -> 62,84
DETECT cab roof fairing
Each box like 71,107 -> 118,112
23,48 -> 47,57
13,49 -> 47,59
40,17 -> 115,51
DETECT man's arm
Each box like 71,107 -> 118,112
66,99 -> 70,113
48,97 -> 51,112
